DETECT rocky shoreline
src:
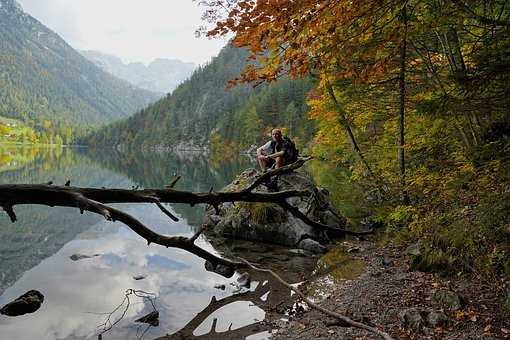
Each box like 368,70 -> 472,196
270,239 -> 510,340
199,166 -> 509,339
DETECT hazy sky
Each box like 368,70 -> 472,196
16,0 -> 227,65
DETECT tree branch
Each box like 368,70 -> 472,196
165,175 -> 181,189
163,279 -> 271,339
0,186 -> 245,273
0,184 -> 309,206
1,205 -> 16,222
154,202 -> 179,222
242,156 -> 313,192
277,200 -> 373,236
0,158 -> 371,272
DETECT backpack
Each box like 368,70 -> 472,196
281,136 -> 299,163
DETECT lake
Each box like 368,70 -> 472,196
0,145 -> 322,340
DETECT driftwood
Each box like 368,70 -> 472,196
0,158 -> 372,272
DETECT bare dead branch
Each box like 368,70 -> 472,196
242,156 -> 313,192
98,289 -> 158,338
155,202 -> 179,222
1,205 -> 16,222
0,186 -> 245,272
165,175 -> 181,189
277,200 -> 373,236
189,225 -> 205,243
163,274 -> 272,339
238,258 -> 394,340
0,159 -> 371,238
0,184 -> 309,206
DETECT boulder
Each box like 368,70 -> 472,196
298,239 -> 327,254
399,308 -> 427,330
203,169 -> 347,250
427,310 -> 449,327
405,242 -> 422,257
0,290 -> 44,316
382,255 -> 394,267
400,308 -> 450,330
205,261 -> 235,278
432,290 -> 463,311
237,272 -> 251,288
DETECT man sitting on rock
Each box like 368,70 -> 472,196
256,128 -> 298,171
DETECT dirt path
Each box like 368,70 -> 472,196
271,241 -> 510,340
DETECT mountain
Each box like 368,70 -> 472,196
81,50 -> 195,95
0,0 -> 159,127
86,45 -> 315,149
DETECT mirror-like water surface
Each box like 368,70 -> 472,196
0,146 -> 319,339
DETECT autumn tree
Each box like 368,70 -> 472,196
199,0 -> 419,180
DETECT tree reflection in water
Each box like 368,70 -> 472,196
0,146 -> 319,339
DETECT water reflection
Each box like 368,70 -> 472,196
0,146 -> 314,339
84,148 -> 255,226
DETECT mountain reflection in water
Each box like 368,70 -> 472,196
0,146 -> 317,340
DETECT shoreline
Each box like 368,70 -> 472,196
271,239 -> 510,339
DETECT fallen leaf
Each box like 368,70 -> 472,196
502,328 -> 509,334
484,325 -> 492,332
470,316 -> 477,322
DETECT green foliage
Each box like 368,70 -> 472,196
237,202 -> 286,225
302,0 -> 510,285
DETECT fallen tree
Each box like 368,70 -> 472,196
0,158 -> 372,271
0,158 -> 388,338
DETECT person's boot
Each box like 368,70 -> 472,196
265,177 -> 278,191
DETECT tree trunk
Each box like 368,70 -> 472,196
398,4 -> 408,201
324,79 -> 375,177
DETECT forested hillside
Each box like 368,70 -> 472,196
87,45 -> 315,149
0,0 -> 158,142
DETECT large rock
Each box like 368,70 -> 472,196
432,290 -> 463,311
427,310 -> 449,327
0,290 -> 44,316
400,308 -> 426,330
400,308 -> 449,330
298,239 -> 327,254
203,169 -> 347,250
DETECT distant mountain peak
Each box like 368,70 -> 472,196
81,51 -> 196,95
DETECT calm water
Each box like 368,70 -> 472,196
0,145 -> 320,340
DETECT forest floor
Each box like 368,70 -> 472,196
270,239 -> 510,340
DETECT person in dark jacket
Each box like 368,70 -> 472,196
256,128 -> 298,171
